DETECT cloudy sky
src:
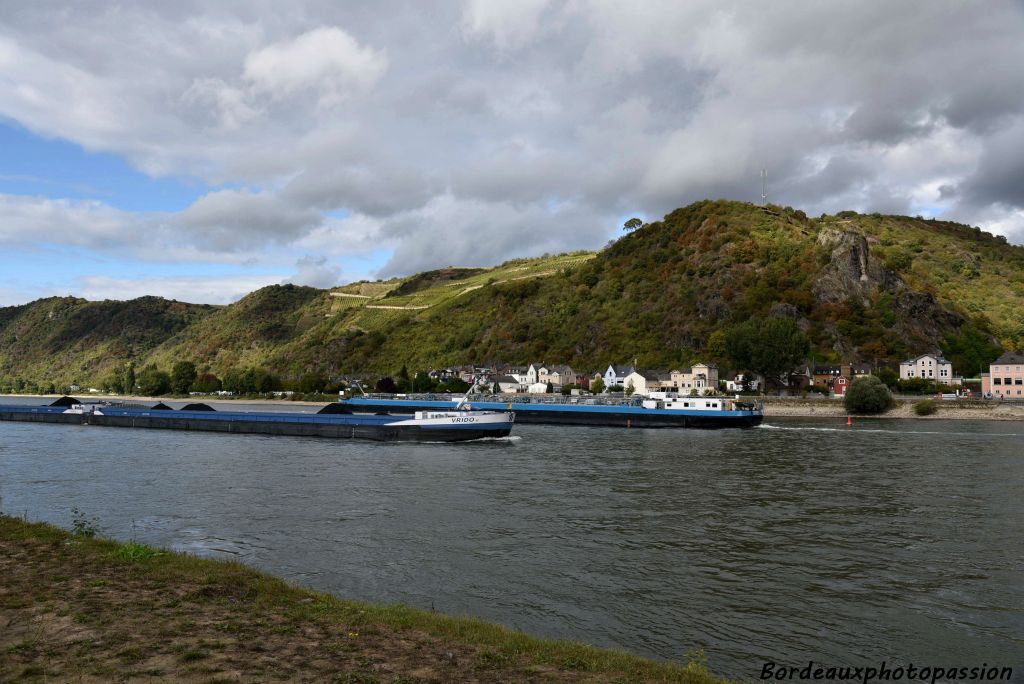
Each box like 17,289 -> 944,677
2,1 -> 1024,306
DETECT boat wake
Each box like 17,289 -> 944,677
757,424 -> 1023,437
418,435 -> 522,444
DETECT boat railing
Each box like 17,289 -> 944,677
356,393 -> 674,408
354,392 -> 765,413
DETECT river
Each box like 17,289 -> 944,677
1,406 -> 1021,680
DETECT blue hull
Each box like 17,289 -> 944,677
343,397 -> 762,429
0,405 -> 512,442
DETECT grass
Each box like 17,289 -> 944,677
0,514 -> 730,683
330,252 -> 596,317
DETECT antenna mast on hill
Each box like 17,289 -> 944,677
761,168 -> 768,205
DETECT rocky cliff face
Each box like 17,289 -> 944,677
812,228 -> 963,353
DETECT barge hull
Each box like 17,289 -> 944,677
342,399 -> 763,428
0,409 -> 511,442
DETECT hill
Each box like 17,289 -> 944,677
0,296 -> 215,390
2,200 -> 1021,389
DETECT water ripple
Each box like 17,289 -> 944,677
0,416 -> 1021,680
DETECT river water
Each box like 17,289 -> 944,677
1,405 -> 1021,680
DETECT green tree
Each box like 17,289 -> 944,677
843,376 -> 895,414
238,368 -> 279,394
298,372 -> 327,393
222,368 -> 244,393
625,380 -> 635,396
375,376 -> 397,393
590,377 -> 605,394
441,377 -> 470,393
171,361 -> 197,394
623,217 -> 643,232
398,365 -> 411,392
102,373 -> 124,393
705,329 -> 728,365
123,363 -> 136,395
875,367 -> 899,388
725,317 -> 808,389
136,364 -> 171,396
412,371 -> 435,393
193,373 -> 221,393
941,325 -> 1003,377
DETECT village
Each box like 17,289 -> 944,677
413,350 -> 1024,399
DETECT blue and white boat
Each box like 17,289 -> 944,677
0,398 -> 515,442
341,391 -> 762,429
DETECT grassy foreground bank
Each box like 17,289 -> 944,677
0,516 -> 726,683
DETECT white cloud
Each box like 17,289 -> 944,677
377,194 -> 607,276
76,274 -> 285,305
285,255 -> 343,288
176,188 -> 323,250
243,26 -> 387,103
461,0 -> 554,51
2,1 -> 1024,307
0,194 -> 151,249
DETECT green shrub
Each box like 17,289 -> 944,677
884,247 -> 913,272
843,376 -> 895,414
114,541 -> 163,562
913,399 -> 937,416
70,508 -> 100,538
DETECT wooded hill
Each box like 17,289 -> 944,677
2,200 -> 1021,389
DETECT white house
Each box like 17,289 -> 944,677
526,363 -> 546,385
724,372 -> 763,392
504,366 -> 529,384
494,375 -> 522,393
603,364 -> 634,390
899,353 -> 960,385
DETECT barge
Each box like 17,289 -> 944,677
0,398 -> 515,442
341,393 -> 763,428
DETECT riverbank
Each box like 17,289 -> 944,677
0,515 -> 725,683
4,393 -> 1023,421
761,397 -> 1024,420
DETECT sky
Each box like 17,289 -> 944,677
2,1 -> 1024,306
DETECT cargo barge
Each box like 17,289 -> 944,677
341,393 -> 763,428
0,398 -> 515,442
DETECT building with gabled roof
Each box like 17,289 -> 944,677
981,350 -> 1024,397
899,353 -> 960,385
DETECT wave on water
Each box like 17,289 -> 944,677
757,423 -> 1023,438
418,435 -> 522,444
